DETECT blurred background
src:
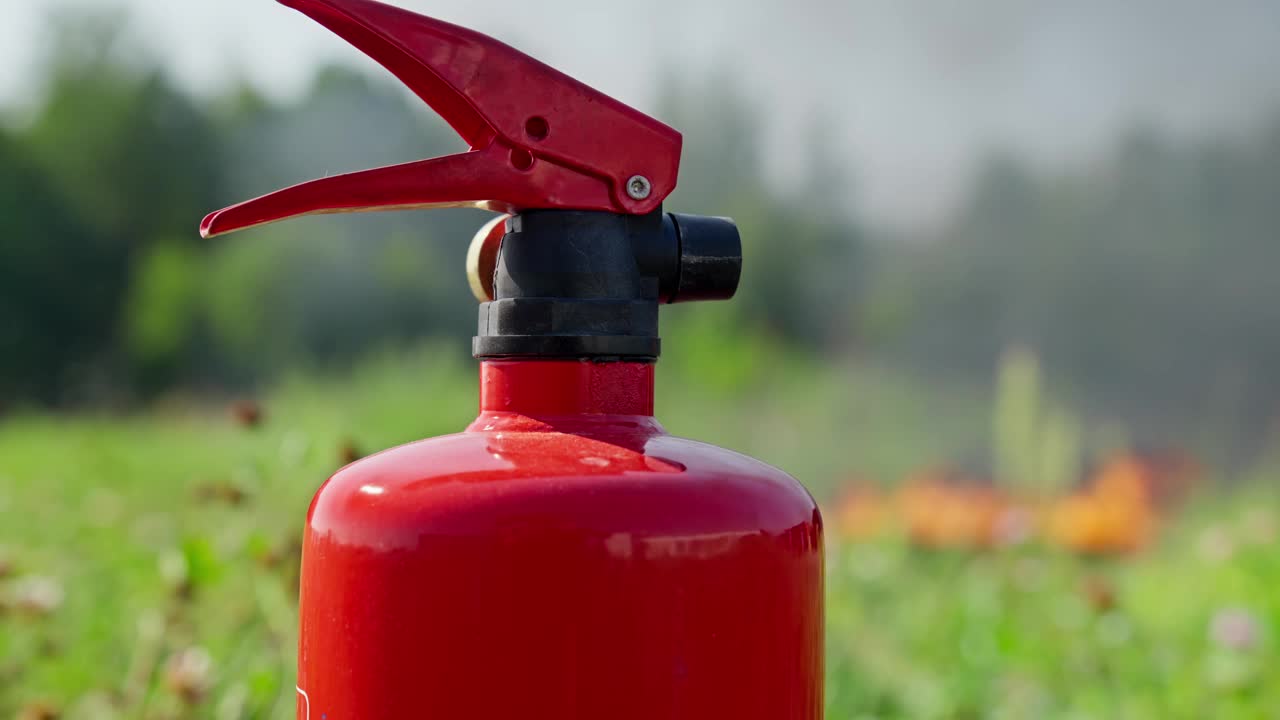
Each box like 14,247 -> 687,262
2,0 -> 1279,717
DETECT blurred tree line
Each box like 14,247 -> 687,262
5,11 -> 1280,452
0,12 -> 860,406
871,119 -> 1280,450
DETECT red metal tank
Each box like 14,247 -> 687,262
296,360 -> 823,718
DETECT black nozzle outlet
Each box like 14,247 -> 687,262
473,208 -> 742,360
663,213 -> 742,304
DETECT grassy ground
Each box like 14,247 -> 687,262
1,346 -> 1276,719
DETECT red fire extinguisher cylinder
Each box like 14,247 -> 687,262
297,360 -> 823,718
201,0 -> 826,717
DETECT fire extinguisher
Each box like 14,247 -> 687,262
202,0 -> 824,717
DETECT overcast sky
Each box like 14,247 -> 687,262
4,0 -> 1279,229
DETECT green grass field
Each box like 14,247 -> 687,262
2,347 -> 1277,719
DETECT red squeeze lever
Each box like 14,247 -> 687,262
200,0 -> 682,239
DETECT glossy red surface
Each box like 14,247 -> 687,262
202,0 -> 681,238
297,360 -> 824,718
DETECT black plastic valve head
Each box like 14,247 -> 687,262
473,208 -> 742,360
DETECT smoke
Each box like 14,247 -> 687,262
4,0 -> 1279,230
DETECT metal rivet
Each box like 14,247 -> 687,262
626,175 -> 652,200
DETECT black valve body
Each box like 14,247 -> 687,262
473,208 -> 741,360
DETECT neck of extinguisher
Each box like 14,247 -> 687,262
477,360 -> 655,417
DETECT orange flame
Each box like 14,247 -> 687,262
828,449 -> 1200,556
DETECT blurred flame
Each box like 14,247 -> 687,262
1047,451 -> 1198,555
831,481 -> 888,541
829,448 -> 1200,556
897,470 -> 1031,549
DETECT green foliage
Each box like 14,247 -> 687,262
1038,409 -> 1081,497
992,346 -> 1080,496
202,224 -> 476,374
124,241 -> 202,375
1,355 -> 1276,718
825,519 -> 1280,719
661,304 -> 778,394
0,131 -> 105,402
2,11 -> 223,403
202,232 -> 296,371
993,346 -> 1042,489
24,10 -> 221,242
